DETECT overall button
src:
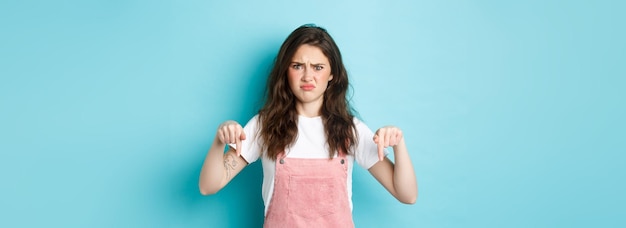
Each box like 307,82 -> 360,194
279,159 -> 284,164
340,159 -> 345,164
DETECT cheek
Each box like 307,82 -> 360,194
316,70 -> 332,81
287,70 -> 297,83
288,69 -> 301,81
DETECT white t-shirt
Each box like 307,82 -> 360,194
231,114 -> 388,215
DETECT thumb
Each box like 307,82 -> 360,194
240,131 -> 247,140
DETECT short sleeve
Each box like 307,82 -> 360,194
228,115 -> 263,164
353,118 -> 389,169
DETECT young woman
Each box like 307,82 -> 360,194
199,24 -> 417,227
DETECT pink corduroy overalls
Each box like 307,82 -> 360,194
263,152 -> 354,228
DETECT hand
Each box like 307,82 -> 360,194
216,120 -> 246,156
373,126 -> 404,161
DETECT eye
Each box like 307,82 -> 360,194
291,64 -> 302,70
314,65 -> 323,70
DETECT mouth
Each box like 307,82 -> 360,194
300,85 -> 315,91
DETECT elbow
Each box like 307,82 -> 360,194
403,195 -> 417,205
399,196 -> 416,204
199,189 -> 215,196
399,192 -> 418,205
401,183 -> 418,204
199,184 -> 220,196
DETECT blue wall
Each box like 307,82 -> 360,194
1,0 -> 624,227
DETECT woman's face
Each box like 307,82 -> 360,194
287,44 -> 333,108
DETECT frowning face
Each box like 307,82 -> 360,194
287,44 -> 333,113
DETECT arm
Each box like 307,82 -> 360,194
368,126 -> 417,204
199,121 -> 249,195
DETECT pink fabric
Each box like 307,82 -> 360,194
264,153 -> 354,228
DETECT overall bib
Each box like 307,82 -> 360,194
264,152 -> 354,228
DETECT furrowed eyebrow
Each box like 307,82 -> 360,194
290,62 -> 327,65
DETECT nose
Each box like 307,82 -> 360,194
301,66 -> 313,82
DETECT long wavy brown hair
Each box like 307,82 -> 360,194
258,24 -> 357,160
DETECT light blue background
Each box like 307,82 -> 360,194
1,0 -> 624,227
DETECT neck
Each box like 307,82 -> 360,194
295,99 -> 323,117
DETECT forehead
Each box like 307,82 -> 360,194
291,44 -> 329,63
